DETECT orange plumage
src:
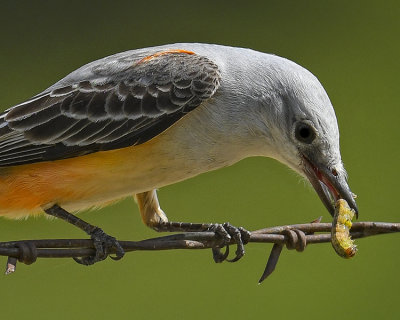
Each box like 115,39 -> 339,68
0,141 -> 159,219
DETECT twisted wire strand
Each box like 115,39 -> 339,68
0,221 -> 399,277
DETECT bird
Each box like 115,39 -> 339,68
0,43 -> 358,265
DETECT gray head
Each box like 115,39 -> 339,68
217,48 -> 358,216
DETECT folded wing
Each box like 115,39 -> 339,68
0,50 -> 221,166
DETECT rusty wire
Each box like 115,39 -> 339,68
1,221 -> 399,280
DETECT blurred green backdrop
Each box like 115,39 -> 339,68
0,1 -> 398,319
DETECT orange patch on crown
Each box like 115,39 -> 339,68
138,49 -> 195,64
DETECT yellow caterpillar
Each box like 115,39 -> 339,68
331,199 -> 357,258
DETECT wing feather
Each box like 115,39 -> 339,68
0,50 -> 221,166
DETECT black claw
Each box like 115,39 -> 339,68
209,222 -> 250,263
212,246 -> 230,263
73,257 -> 84,265
73,256 -> 96,266
73,228 -> 125,265
109,255 -> 123,261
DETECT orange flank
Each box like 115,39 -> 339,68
0,105 -> 213,220
0,140 -> 164,219
138,49 -> 195,64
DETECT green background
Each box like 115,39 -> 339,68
0,1 -> 398,319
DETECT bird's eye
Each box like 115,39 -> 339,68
295,122 -> 316,144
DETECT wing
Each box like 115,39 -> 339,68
0,50 -> 221,167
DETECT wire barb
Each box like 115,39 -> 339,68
0,220 -> 399,279
258,216 -> 322,283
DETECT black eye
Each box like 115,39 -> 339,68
295,122 -> 316,144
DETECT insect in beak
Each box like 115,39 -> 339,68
302,155 -> 358,218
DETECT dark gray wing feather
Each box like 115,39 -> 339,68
0,51 -> 221,166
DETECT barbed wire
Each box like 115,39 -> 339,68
1,220 -> 399,281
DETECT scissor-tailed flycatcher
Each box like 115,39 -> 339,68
0,43 -> 358,265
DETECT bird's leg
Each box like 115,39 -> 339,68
43,204 -> 124,265
135,190 -> 251,263
135,190 -> 169,227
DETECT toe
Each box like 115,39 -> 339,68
73,256 -> 96,266
210,223 -> 250,263
72,228 -> 125,265
212,246 -> 230,263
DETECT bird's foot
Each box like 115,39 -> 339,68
155,221 -> 251,263
209,223 -> 251,263
74,228 -> 125,266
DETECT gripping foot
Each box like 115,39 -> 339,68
73,227 -> 125,265
44,204 -> 125,265
157,221 -> 251,263
135,191 -> 250,262
210,223 -> 251,263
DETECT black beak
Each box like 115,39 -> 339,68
302,156 -> 358,218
